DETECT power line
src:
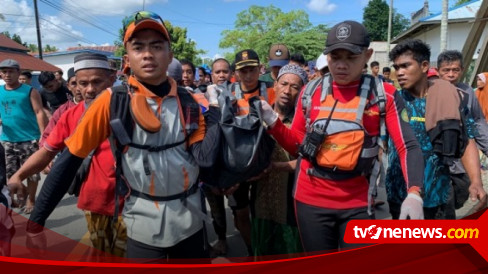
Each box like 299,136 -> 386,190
0,14 -> 97,44
41,17 -> 98,44
39,0 -> 118,37
0,13 -> 35,18
64,0 -> 121,30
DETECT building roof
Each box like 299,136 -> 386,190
0,34 -> 29,52
66,45 -> 117,52
0,51 -> 60,72
420,0 -> 481,21
0,33 -> 59,72
392,0 -> 481,43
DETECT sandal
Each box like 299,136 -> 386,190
373,200 -> 385,208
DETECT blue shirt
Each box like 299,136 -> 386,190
385,90 -> 475,208
0,84 -> 40,142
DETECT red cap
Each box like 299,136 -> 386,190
427,68 -> 439,78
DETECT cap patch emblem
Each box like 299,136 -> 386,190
336,24 -> 351,41
242,51 -> 249,60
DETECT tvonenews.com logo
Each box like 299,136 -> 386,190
353,225 -> 479,240
343,213 -> 488,262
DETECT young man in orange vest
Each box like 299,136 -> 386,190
13,11 -> 222,262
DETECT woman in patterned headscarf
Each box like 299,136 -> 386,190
475,72 -> 488,119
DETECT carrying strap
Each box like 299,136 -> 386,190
302,75 -> 328,130
233,82 -> 269,101
302,75 -> 387,140
356,76 -> 372,123
128,137 -> 188,152
370,77 -> 387,150
130,182 -> 212,224
130,182 -> 198,202
367,159 -> 382,216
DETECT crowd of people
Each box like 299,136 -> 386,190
0,10 -> 487,262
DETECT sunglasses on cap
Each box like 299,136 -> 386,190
123,11 -> 167,33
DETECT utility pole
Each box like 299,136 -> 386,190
143,0 -> 145,10
440,0 -> 449,52
33,0 -> 43,59
387,0 -> 393,55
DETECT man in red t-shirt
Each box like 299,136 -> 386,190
7,53 -> 124,256
259,21 -> 425,253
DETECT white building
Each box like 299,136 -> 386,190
369,41 -> 396,69
39,46 -> 120,80
392,0 -> 487,66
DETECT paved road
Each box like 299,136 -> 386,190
10,170 -> 487,260
11,174 -> 391,259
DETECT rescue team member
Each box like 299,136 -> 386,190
386,41 -> 486,219
259,21 -> 425,252
205,49 -> 275,256
15,11 -> 222,261
8,53 -> 126,256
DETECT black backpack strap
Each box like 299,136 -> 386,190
128,139 -> 187,152
110,84 -> 133,146
130,182 -> 198,202
456,86 -> 470,156
108,84 -> 132,224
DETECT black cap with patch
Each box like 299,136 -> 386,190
234,49 -> 260,70
324,20 -> 370,55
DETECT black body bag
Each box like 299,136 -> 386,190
216,89 -> 275,188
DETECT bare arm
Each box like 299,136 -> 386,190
272,159 -> 297,172
461,139 -> 487,206
30,89 -> 48,133
9,147 -> 57,183
7,147 -> 57,201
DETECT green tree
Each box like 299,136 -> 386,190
1,32 -> 41,52
114,26 -> 125,57
27,44 -> 38,52
454,0 -> 471,6
363,0 -> 409,41
12,34 -> 23,45
44,44 -> 58,52
114,18 -> 205,65
165,21 -> 205,64
219,5 -> 328,64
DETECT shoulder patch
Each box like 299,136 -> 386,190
401,108 -> 410,123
